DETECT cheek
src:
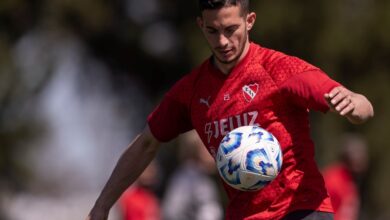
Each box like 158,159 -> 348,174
230,29 -> 243,41
204,34 -> 219,46
230,34 -> 243,46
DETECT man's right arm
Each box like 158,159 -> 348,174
87,125 -> 161,220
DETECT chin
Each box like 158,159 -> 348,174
218,55 -> 239,64
211,49 -> 240,64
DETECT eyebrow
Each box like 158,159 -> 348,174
206,26 -> 217,30
205,24 -> 239,30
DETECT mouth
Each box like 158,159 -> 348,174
218,48 -> 233,57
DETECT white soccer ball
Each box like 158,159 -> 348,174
216,125 -> 283,191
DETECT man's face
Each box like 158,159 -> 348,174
198,5 -> 255,65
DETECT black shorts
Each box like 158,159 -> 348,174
282,210 -> 334,220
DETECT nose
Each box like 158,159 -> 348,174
217,34 -> 229,48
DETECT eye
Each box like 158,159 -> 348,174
225,26 -> 238,35
206,28 -> 218,34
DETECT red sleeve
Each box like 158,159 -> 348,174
280,70 -> 341,112
147,75 -> 194,142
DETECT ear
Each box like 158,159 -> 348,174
197,16 -> 204,29
246,12 -> 256,31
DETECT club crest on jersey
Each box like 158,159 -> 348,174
242,83 -> 258,102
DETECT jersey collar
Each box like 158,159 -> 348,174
207,42 -> 255,80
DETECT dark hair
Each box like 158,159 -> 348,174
198,0 -> 250,14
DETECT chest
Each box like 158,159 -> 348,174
190,66 -> 283,157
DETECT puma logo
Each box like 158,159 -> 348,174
200,96 -> 211,108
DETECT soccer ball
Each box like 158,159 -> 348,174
216,125 -> 283,191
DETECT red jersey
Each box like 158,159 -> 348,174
148,42 -> 340,219
322,164 -> 360,220
119,186 -> 161,220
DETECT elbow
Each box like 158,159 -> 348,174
140,130 -> 160,155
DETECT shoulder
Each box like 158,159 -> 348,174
253,44 -> 320,83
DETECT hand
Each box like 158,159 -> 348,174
324,86 -> 355,116
324,86 -> 374,124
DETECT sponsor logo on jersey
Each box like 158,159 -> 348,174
204,111 -> 259,144
242,83 -> 258,102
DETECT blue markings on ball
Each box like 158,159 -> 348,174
248,131 -> 264,143
259,161 -> 275,175
220,160 -> 241,185
217,125 -> 283,191
220,132 -> 243,154
263,133 -> 274,141
276,150 -> 282,172
227,158 -> 240,175
249,127 -> 275,142
246,148 -> 274,175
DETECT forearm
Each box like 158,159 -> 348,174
91,131 -> 160,213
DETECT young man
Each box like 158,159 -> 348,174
87,0 -> 374,219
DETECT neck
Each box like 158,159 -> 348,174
214,41 -> 251,75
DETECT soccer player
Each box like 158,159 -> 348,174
87,0 -> 374,219
322,134 -> 369,220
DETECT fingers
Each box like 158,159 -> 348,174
324,86 -> 355,115
337,96 -> 355,115
325,86 -> 344,102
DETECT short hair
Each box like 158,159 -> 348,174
198,0 -> 250,14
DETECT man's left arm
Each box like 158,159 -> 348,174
324,86 -> 374,124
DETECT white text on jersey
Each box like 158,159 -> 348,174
204,111 -> 259,143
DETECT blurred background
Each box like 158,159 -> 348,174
0,0 -> 389,219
